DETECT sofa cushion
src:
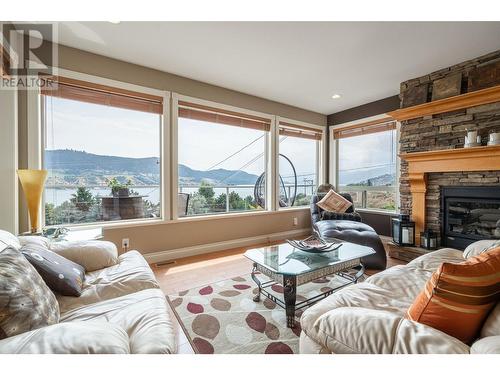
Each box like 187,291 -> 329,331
50,240 -> 118,272
20,243 -> 86,297
300,264 -> 431,343
406,247 -> 500,344
470,336 -> 500,354
481,303 -> 500,338
56,250 -> 160,314
308,306 -> 469,354
314,220 -> 375,238
407,247 -> 464,271
0,247 -> 60,339
300,249 -> 465,342
463,239 -> 500,259
0,322 -> 130,354
317,190 -> 352,213
60,288 -> 175,354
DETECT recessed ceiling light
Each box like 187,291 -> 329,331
109,21 -> 121,24
331,94 -> 341,99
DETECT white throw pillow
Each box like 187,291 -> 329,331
49,240 -> 118,272
316,189 -> 352,213
463,239 -> 500,259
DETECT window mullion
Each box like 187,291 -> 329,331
170,94 -> 179,220
269,116 -> 279,211
162,91 -> 171,222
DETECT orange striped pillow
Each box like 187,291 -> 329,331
406,246 -> 500,344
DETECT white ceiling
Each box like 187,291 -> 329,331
53,22 -> 500,115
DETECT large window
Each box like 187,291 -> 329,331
41,77 -> 163,226
278,121 -> 323,208
177,101 -> 270,217
335,119 -> 397,212
36,74 -> 324,229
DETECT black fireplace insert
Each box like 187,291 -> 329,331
441,186 -> 500,250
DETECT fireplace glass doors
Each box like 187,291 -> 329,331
442,186 -> 500,249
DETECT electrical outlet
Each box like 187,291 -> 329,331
122,238 -> 130,251
293,217 -> 298,226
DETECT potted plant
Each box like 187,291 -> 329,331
106,177 -> 132,197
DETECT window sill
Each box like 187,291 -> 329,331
177,207 -> 310,223
42,207 -> 312,232
44,218 -> 166,232
357,208 -> 399,216
278,206 -> 311,212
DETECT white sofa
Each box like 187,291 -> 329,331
299,245 -> 500,354
0,231 -> 175,354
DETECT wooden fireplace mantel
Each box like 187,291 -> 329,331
400,145 -> 500,245
388,85 -> 500,121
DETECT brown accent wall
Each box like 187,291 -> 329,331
16,42 -> 325,254
358,211 -> 397,237
327,95 -> 400,125
399,50 -> 500,239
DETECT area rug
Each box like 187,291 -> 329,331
167,273 -> 352,354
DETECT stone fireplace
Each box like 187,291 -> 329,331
395,50 -> 500,246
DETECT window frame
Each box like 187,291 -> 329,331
276,116 -> 327,211
330,114 -> 400,215
27,70 -> 327,231
29,68 -> 170,230
172,93 -> 276,220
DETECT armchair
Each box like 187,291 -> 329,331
310,191 -> 387,270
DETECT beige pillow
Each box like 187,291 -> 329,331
316,190 -> 352,213
50,240 -> 118,272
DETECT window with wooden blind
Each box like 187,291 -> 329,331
1,46 -> 10,77
177,100 -> 271,216
278,121 -> 324,208
40,76 -> 163,226
335,117 -> 397,212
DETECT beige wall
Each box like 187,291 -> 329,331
17,42 -> 324,255
106,209 -> 311,255
57,45 -> 326,126
0,88 -> 18,233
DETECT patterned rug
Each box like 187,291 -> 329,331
167,273 -> 352,354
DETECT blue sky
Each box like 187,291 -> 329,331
46,97 -> 318,180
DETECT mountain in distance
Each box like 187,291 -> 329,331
45,149 -> 259,187
45,149 -> 160,174
46,149 -> 393,188
339,165 -> 395,187
178,164 -> 259,185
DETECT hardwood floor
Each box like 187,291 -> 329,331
154,235 -> 406,354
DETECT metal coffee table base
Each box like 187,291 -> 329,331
251,260 -> 365,328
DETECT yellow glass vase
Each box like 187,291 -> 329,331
17,169 -> 48,233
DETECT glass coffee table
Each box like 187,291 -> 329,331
244,241 -> 375,328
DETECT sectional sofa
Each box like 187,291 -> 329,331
0,230 -> 175,354
299,241 -> 500,354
